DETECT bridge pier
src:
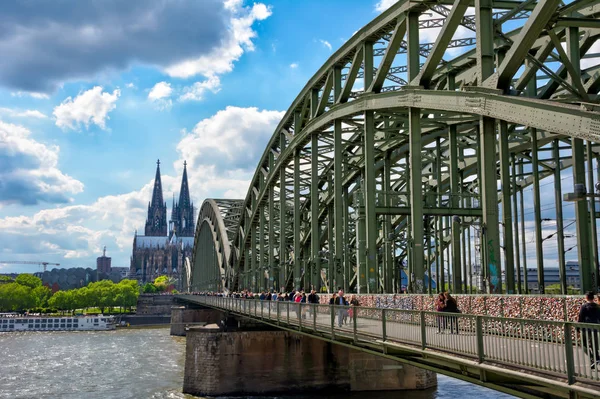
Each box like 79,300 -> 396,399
183,326 -> 436,396
170,306 -> 226,336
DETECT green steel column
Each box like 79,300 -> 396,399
293,148 -> 302,290
568,24 -> 594,292
251,226 -> 257,291
269,152 -> 276,292
554,139 -> 567,295
279,133 -> 288,291
383,153 -> 393,293
476,0 -> 501,293
587,142 -> 599,283
311,133 -> 321,291
519,161 -> 529,294
532,128 -> 544,294
327,204 -> 334,293
259,203 -> 266,291
499,121 -> 515,293
333,67 -> 345,292
436,138 -> 445,292
364,110 -> 377,293
573,138 -> 594,292
512,154 -> 522,294
450,122 -> 462,293
343,185 -> 350,292
408,10 -> 424,292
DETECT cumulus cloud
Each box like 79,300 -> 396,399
177,106 -> 284,174
320,39 -> 332,51
0,120 -> 83,206
148,81 -> 173,109
0,0 -> 231,93
53,86 -> 120,130
164,2 -> 272,79
179,76 -> 221,102
290,63 -> 298,69
0,108 -> 47,119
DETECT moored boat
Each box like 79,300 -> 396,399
0,315 -> 116,332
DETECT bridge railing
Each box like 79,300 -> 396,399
190,296 -> 600,386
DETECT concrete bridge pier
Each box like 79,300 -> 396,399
183,326 -> 437,396
170,305 -> 228,336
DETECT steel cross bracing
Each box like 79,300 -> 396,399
190,0 -> 600,297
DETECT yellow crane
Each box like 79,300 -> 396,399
0,261 -> 60,272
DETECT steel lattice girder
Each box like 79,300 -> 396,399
190,0 -> 600,295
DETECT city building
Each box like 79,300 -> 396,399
96,246 -> 112,277
129,160 -> 195,286
520,261 -> 581,293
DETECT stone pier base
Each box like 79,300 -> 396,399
170,306 -> 224,336
183,328 -> 436,396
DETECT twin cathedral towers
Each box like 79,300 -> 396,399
129,160 -> 196,284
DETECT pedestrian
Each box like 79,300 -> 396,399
578,291 -> 600,369
443,292 -> 460,334
335,289 -> 348,328
329,293 -> 337,305
435,292 -> 446,334
308,289 -> 319,319
348,295 -> 359,319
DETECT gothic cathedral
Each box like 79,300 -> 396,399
129,160 -> 195,286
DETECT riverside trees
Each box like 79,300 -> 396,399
0,274 -> 139,313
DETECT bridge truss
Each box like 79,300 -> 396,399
191,0 -> 600,295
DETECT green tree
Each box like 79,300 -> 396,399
32,285 -> 52,309
142,282 -> 158,293
0,283 -> 35,311
15,274 -> 42,289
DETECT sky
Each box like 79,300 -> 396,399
0,0 -> 595,276
0,0 -> 396,273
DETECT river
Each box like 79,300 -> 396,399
0,328 -> 514,399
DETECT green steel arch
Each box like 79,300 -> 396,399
193,0 -> 600,295
190,199 -> 243,292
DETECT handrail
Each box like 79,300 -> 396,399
183,295 -> 600,389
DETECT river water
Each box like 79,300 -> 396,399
0,328 -> 513,399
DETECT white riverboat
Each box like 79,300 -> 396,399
0,315 -> 116,332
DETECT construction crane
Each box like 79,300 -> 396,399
0,261 -> 60,272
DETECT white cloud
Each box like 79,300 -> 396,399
179,76 -> 221,102
148,81 -> 173,101
375,0 -> 398,12
320,39 -> 332,51
11,91 -> 50,100
125,82 -> 136,89
290,63 -> 298,69
177,106 -> 284,174
0,119 -> 83,206
53,86 -> 120,130
147,81 -> 173,111
164,2 -> 272,79
0,108 -> 47,119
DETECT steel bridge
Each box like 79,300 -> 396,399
188,0 -> 600,296
180,295 -> 600,398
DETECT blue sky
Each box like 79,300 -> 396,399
0,0 -> 594,276
0,0 -> 392,272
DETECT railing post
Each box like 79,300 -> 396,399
298,303 -> 303,331
382,309 -> 387,342
277,302 -> 280,326
313,304 -> 317,332
564,322 -> 576,384
420,311 -> 426,350
476,316 -> 484,363
353,307 -> 358,343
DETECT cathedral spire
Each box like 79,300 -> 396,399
145,159 -> 168,237
151,159 -> 164,208
178,160 -> 191,209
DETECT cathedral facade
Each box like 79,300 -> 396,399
129,160 -> 195,286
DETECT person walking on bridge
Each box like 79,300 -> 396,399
334,290 -> 348,328
578,291 -> 600,369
